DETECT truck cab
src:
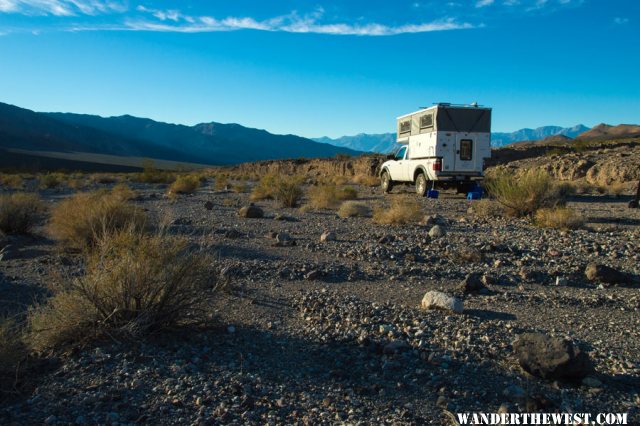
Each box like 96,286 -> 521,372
380,103 -> 492,196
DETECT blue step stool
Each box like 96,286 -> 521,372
427,189 -> 439,199
467,191 -> 482,200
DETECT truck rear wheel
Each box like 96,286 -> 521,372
415,173 -> 428,197
381,171 -> 393,193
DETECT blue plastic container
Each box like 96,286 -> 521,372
467,191 -> 482,200
427,189 -> 439,199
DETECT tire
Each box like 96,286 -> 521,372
415,173 -> 428,197
381,171 -> 393,194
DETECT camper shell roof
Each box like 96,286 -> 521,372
397,104 -> 492,134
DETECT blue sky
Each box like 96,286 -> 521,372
0,0 -> 638,138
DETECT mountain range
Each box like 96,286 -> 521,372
0,102 -> 359,170
313,125 -> 593,153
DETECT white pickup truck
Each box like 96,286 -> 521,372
380,103 -> 492,196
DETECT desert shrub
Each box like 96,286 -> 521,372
222,198 -> 235,207
545,148 -> 565,157
308,185 -> 358,209
0,193 -> 45,234
485,169 -> 562,217
273,177 -> 304,208
214,175 -> 229,191
49,191 -> 147,250
136,160 -> 175,184
250,174 -> 279,200
0,174 -> 24,189
572,139 -> 590,153
352,174 -> 380,187
0,318 -> 26,381
603,182 -> 627,196
38,173 -> 64,189
92,174 -> 118,184
111,183 -> 137,201
332,175 -> 350,186
470,199 -> 504,218
168,175 -> 200,196
232,183 -> 249,193
373,197 -> 423,225
337,201 -> 372,218
534,207 -> 584,230
28,231 -> 215,351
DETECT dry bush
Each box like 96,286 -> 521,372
136,160 -> 175,184
485,169 -> 562,217
49,191 -> 147,250
232,183 -> 249,193
250,174 -> 278,200
332,175 -> 350,186
92,174 -> 119,184
352,174 -> 380,187
111,183 -> 137,201
534,207 -> 584,230
470,199 -> 504,218
373,197 -> 423,225
0,318 -> 26,387
38,173 -> 64,189
337,201 -> 371,218
308,185 -> 358,209
168,175 -> 200,196
28,230 -> 215,351
222,198 -> 235,207
214,175 -> 229,191
0,174 -> 24,189
0,193 -> 45,234
273,177 -> 304,208
602,182 -> 627,196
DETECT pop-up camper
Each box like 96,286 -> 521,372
380,103 -> 492,195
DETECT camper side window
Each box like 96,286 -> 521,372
460,139 -> 473,161
399,120 -> 411,135
420,114 -> 433,129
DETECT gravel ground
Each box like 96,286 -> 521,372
1,180 -> 639,425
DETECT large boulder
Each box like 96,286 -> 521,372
585,263 -> 629,285
421,291 -> 463,314
238,204 -> 264,218
512,333 -> 592,381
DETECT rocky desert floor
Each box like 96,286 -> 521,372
1,179 -> 639,425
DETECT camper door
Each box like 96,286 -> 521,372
454,135 -> 476,172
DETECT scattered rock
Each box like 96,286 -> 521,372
238,204 -> 264,219
204,201 -> 214,210
226,325 -> 236,334
428,225 -> 445,238
582,376 -> 603,388
512,333 -> 593,381
320,231 -> 336,242
459,272 -> 487,294
421,291 -> 463,314
274,232 -> 295,247
585,263 -> 629,285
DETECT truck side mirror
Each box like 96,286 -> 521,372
386,154 -> 395,160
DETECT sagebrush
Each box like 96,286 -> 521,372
373,197 -> 422,225
48,190 -> 147,250
28,230 -> 215,351
0,193 -> 45,234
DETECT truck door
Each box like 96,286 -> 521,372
454,135 -> 476,172
388,145 -> 408,181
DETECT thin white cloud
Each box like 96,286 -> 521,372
613,17 -> 629,25
0,0 -> 125,16
125,8 -> 474,36
476,0 -> 495,8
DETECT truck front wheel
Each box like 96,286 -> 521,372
415,173 -> 428,197
381,171 -> 393,194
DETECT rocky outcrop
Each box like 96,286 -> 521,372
231,155 -> 384,180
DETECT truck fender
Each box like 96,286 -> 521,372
413,166 -> 428,182
380,166 -> 391,178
